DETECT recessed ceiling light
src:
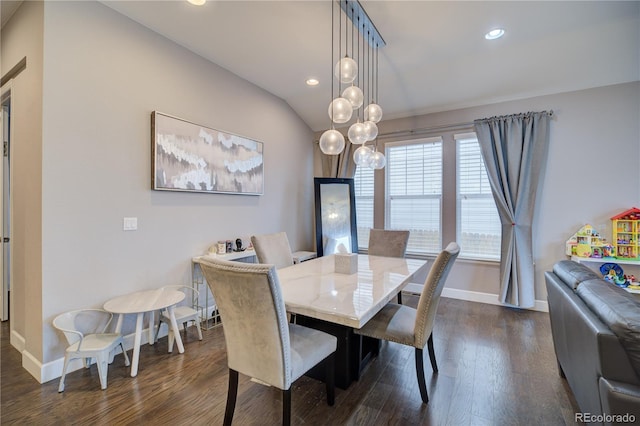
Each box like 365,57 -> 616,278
187,0 -> 206,6
306,78 -> 319,86
485,28 -> 505,40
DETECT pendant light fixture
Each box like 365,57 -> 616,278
319,0 -> 346,155
347,14 -> 366,145
342,17 -> 363,110
320,0 -> 385,162
362,32 -> 379,143
353,144 -> 373,166
330,0 -> 354,125
364,38 -> 383,123
369,149 -> 386,169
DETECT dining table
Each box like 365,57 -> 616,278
278,253 -> 429,388
103,288 -> 185,377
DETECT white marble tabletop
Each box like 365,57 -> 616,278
278,254 -> 428,329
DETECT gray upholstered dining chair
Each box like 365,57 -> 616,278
354,242 -> 460,404
367,228 -> 410,258
367,228 -> 410,303
251,232 -> 295,269
198,257 -> 337,426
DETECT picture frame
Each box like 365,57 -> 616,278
151,111 -> 264,195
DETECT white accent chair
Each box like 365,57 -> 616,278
199,257 -> 337,426
251,232 -> 295,269
154,285 -> 203,352
354,242 -> 460,404
367,229 -> 410,303
53,308 -> 130,392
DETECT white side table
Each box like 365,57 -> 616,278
104,288 -> 185,377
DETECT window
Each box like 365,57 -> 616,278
456,133 -> 501,260
385,138 -> 442,255
357,132 -> 500,261
354,164 -> 374,250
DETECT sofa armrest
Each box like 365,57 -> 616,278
546,271 -> 608,415
553,260 -> 601,290
599,377 -> 640,424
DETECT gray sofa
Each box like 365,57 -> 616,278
545,260 -> 640,424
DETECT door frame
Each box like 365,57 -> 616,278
1,82 -> 13,321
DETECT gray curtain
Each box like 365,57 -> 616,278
473,111 -> 551,308
316,141 -> 356,178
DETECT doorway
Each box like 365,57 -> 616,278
1,88 -> 11,321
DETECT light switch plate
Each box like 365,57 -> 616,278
123,217 -> 138,231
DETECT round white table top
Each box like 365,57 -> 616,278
103,288 -> 185,314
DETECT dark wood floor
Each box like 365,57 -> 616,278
1,296 -> 581,425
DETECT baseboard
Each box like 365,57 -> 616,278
10,328 -> 25,352
23,349 -> 45,383
10,329 -> 50,384
440,287 -> 549,312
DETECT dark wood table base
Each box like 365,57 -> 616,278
296,315 -> 379,389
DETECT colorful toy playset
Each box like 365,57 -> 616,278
601,262 -> 638,288
566,208 -> 640,261
565,224 -> 612,258
611,207 -> 640,259
567,208 -> 640,292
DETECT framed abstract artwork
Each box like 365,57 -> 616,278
151,111 -> 264,195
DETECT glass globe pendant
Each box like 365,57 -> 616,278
348,121 -> 368,145
319,129 -> 345,155
370,150 -> 386,169
353,145 -> 373,166
328,97 -> 353,124
342,85 -> 363,109
334,57 -> 358,84
364,103 -> 383,123
363,120 -> 379,141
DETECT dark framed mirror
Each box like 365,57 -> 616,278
314,177 -> 358,257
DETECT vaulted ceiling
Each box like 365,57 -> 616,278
8,1 -> 640,132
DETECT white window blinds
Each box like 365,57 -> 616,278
456,133 -> 501,260
385,138 -> 442,255
354,165 -> 374,250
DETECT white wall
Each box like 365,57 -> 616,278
337,82 -> 639,308
34,1 -> 313,366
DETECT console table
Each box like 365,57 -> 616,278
192,250 -> 256,329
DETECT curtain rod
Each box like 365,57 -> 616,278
376,121 -> 475,141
